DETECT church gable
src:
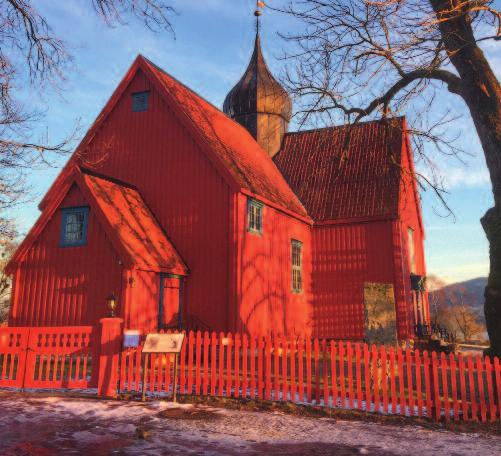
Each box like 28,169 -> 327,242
78,66 -> 230,201
8,182 -> 123,326
398,122 -> 424,234
40,56 -> 307,220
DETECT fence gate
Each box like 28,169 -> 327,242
0,326 -> 97,390
0,327 -> 30,388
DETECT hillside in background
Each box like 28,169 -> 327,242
428,276 -> 487,342
434,277 -> 487,315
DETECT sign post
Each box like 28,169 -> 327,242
141,333 -> 185,402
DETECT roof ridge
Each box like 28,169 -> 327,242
141,55 -> 276,148
284,117 -> 405,136
140,55 -> 229,119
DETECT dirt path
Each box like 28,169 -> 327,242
0,393 -> 499,455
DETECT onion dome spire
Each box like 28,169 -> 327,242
223,7 -> 292,157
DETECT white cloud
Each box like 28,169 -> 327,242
417,162 -> 491,190
445,167 -> 491,189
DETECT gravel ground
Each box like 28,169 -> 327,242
0,393 -> 499,455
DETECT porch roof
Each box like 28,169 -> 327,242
7,167 -> 188,276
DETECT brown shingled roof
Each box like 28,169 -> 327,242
273,118 -> 405,222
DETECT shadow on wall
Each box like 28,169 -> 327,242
239,235 -> 312,338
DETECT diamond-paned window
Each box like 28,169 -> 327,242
60,207 -> 89,247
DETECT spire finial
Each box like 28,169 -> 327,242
254,1 -> 264,36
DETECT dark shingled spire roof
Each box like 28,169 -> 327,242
223,33 -> 292,123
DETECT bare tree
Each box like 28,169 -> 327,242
277,0 -> 501,355
0,0 -> 175,239
430,280 -> 486,342
453,303 -> 485,343
0,239 -> 17,324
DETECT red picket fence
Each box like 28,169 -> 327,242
0,326 -> 97,389
119,331 -> 501,423
0,327 -> 30,388
2,325 -> 501,424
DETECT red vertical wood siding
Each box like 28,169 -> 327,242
395,134 -> 428,337
76,70 -> 231,331
392,220 -> 413,339
237,194 -> 313,337
311,220 -> 395,340
9,65 -> 427,342
10,185 -> 123,326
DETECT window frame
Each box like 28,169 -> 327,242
291,239 -> 303,294
407,227 -> 416,273
247,198 -> 263,235
132,91 -> 150,112
59,207 -> 90,248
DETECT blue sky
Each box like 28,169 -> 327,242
10,0 -> 500,284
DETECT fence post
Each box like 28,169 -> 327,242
97,317 -> 123,397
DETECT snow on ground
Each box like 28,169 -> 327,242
0,393 -> 499,455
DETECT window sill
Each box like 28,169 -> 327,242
59,242 -> 87,248
247,228 -> 263,237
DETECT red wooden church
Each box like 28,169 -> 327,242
6,29 -> 428,342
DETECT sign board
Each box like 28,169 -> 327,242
142,333 -> 185,354
123,330 -> 141,348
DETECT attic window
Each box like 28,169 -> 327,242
247,199 -> 263,234
60,207 -> 89,247
132,91 -> 149,112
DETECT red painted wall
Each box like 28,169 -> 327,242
76,69 -> 231,331
311,220 -> 395,340
9,66 -> 427,343
394,135 -> 428,336
235,194 -> 313,337
9,184 -> 123,326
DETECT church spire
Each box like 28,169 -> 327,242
223,4 -> 292,158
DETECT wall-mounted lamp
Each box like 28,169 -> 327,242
106,294 -> 118,317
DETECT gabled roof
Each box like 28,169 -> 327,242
141,57 -> 307,218
7,167 -> 188,275
40,55 -> 308,220
273,118 -> 406,222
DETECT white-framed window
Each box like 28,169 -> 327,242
291,239 -> 303,293
247,199 -> 263,234
408,227 -> 416,273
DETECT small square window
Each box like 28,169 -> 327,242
291,240 -> 303,293
247,199 -> 263,234
132,91 -> 149,112
60,207 -> 89,247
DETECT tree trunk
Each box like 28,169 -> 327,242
430,0 -> 501,356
